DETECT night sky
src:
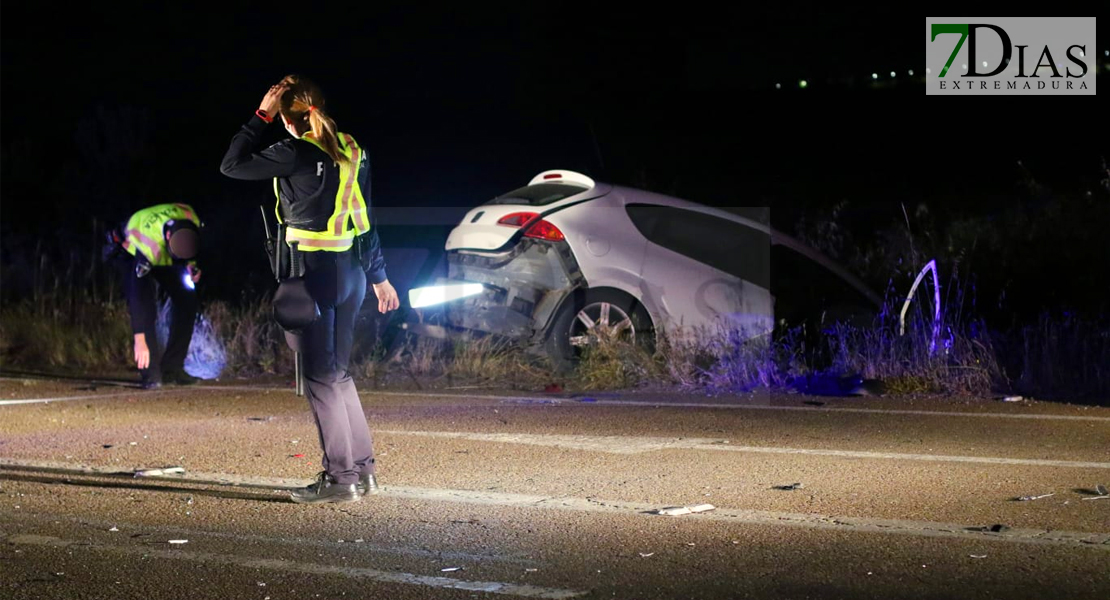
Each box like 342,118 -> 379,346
2,6 -> 1107,301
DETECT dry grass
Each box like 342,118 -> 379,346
0,298 -> 132,373
1,293 -> 1104,402
380,332 -> 556,390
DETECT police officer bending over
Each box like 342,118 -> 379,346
107,203 -> 203,389
220,74 -> 400,505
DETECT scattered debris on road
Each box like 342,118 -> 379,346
1096,484 -> 1108,496
639,552 -> 655,557
247,416 -> 275,422
525,568 -> 539,572
108,527 -> 118,532
1000,396 -> 1024,402
969,554 -> 987,559
1015,493 -> 1054,501
133,466 -> 185,477
441,567 -> 462,572
656,504 -> 716,516
774,483 -> 804,491
168,540 -> 188,544
291,454 -> 305,458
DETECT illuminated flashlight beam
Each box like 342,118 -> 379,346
408,283 -> 484,308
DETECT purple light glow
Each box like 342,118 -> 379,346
898,260 -> 942,355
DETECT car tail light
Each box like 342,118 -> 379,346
523,220 -> 565,241
497,212 -> 539,228
497,211 -> 564,241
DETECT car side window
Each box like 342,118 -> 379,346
626,204 -> 770,287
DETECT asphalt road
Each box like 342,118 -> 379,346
1,377 -> 1108,599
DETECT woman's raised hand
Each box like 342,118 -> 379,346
259,83 -> 288,116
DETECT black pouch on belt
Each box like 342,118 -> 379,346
355,232 -> 372,272
273,242 -> 319,332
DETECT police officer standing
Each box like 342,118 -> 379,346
109,203 -> 203,389
220,75 -> 400,505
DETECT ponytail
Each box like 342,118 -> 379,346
278,74 -> 348,166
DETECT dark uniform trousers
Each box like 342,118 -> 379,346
119,258 -> 198,384
301,249 -> 375,485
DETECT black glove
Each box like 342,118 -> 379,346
101,228 -> 127,263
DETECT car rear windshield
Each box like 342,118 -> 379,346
484,183 -> 589,206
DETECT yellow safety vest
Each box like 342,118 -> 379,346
124,203 -> 201,267
274,133 -> 370,252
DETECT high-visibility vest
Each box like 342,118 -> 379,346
124,203 -> 201,266
274,133 -> 370,252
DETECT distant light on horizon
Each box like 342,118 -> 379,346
799,79 -> 807,88
871,73 -> 878,79
908,69 -> 914,76
890,71 -> 896,78
775,83 -> 781,89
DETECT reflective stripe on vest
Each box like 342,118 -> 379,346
272,133 -> 370,252
127,226 -> 164,265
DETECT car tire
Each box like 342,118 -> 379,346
543,288 -> 654,370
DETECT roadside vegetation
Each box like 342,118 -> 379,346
3,160 -> 1108,403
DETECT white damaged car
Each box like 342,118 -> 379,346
407,170 -> 880,364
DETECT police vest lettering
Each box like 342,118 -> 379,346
124,203 -> 201,267
273,133 -> 370,252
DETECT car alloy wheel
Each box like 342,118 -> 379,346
568,301 -> 636,347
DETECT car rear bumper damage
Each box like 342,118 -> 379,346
416,239 -> 583,344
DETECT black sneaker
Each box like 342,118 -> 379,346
164,370 -> 199,386
357,472 -> 380,496
290,472 -> 360,505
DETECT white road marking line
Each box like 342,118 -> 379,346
0,390 -> 173,406
3,379 -> 1107,422
377,430 -> 1110,469
0,385 -> 294,406
1,534 -> 585,599
537,398 -> 1110,423
2,459 -> 1108,550
371,391 -> 1110,423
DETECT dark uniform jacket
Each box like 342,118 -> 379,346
219,114 -> 387,284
